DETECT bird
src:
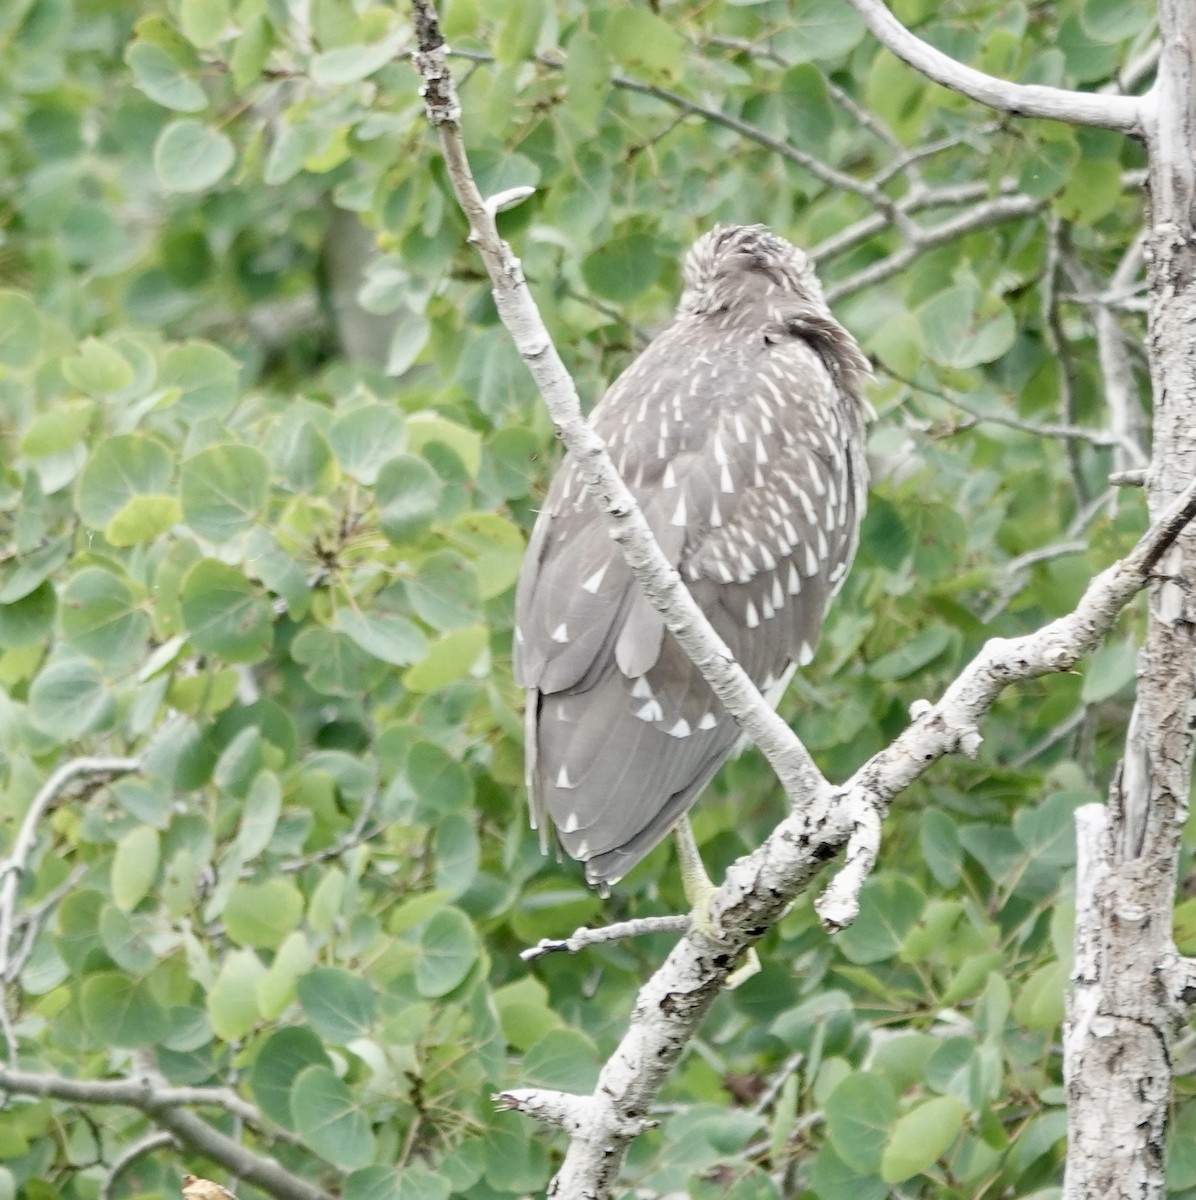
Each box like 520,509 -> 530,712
514,224 -> 871,901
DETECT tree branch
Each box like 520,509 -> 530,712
0,1067 -> 331,1200
843,0 -> 1146,133
521,915 -> 692,962
0,756 -> 140,1062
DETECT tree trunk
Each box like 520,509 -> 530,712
1063,4 -> 1196,1195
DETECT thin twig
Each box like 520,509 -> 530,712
521,915 -> 692,962
102,1132 -> 177,1200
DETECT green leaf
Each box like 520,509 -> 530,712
154,118 -> 235,192
250,1025 -> 331,1127
1055,157 -> 1123,223
0,581 -> 56,649
81,972 -> 170,1046
1080,0 -> 1149,43
180,0 -> 230,48
434,815 -> 480,900
76,434 -> 173,528
603,8 -> 683,81
160,340 -> 241,418
809,1144 -> 886,1200
180,558 -> 273,662
60,568 -> 150,665
224,879 -> 304,948
415,906 -> 479,997
234,770 -> 282,859
0,290 -> 41,369
257,931 -> 314,1020
581,232 -> 663,303
60,338 -> 109,404
825,1073 -> 896,1175
180,444 -> 270,541
28,658 -> 113,740
297,967 -> 378,1043
1013,960 -> 1067,1030
376,454 -> 442,545
781,64 -> 836,149
835,877 -> 926,965
207,947 -> 266,1040
523,1028 -> 600,1091
126,40 -> 208,112
868,625 -> 952,681
407,741 -> 474,817
920,808 -> 962,888
880,1096 -> 967,1183
917,284 -> 1016,369
291,627 -> 385,696
311,28 -> 407,85
330,406 -> 405,485
1081,639 -> 1137,702
402,625 -> 487,692
291,1065 -> 376,1169
337,609 -> 427,667
106,494 -> 182,546
111,826 -> 160,912
406,551 -> 481,631
20,400 -> 94,456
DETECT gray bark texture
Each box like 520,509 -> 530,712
1064,2 -> 1196,1196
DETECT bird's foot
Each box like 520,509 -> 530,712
685,873 -> 760,989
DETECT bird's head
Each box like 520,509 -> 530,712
678,224 -> 824,317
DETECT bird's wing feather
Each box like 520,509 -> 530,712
516,310 -> 867,885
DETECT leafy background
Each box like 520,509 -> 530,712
0,0 -> 1180,1197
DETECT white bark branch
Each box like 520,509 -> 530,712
521,915 -> 691,963
843,0 -> 1146,133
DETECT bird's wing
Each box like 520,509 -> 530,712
515,317 -> 867,885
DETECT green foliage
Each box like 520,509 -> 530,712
0,0 -> 1165,1197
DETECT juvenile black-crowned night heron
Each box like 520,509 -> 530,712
514,224 -> 871,903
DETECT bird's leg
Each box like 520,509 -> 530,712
674,816 -> 760,987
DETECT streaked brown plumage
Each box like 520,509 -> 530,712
515,224 -> 871,887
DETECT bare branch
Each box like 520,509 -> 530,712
521,915 -> 691,962
102,1132 -> 177,1200
825,194 -> 1044,301
0,1067 -> 331,1200
844,0 -> 1145,133
0,756 -> 140,1061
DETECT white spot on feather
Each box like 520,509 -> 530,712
698,712 -> 717,730
804,544 -> 819,575
552,623 -> 569,643
671,494 -> 687,526
582,564 -> 607,593
636,699 -> 664,722
631,676 -> 653,698
563,812 -> 579,833
720,464 -> 735,493
746,600 -> 759,628
799,640 -> 815,666
668,718 -> 691,738
788,563 -> 802,594
556,766 -> 575,789
663,462 -> 677,488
